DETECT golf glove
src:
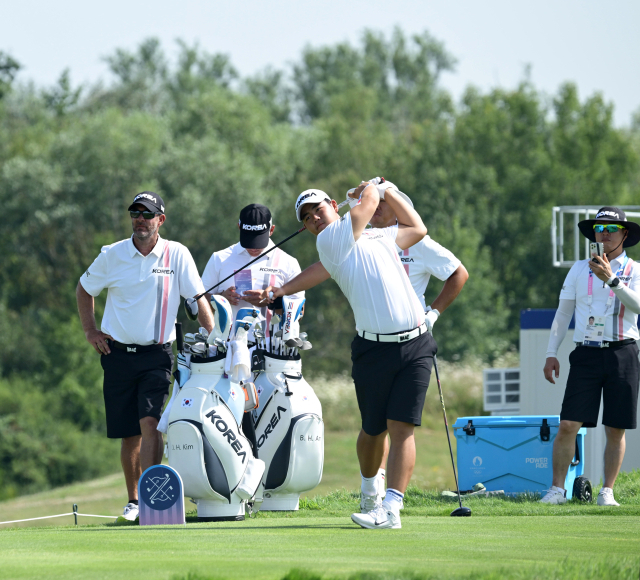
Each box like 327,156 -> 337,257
366,177 -> 414,208
424,306 -> 440,334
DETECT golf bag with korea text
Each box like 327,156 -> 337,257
252,351 -> 324,510
163,324 -> 265,521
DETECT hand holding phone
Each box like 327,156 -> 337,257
590,242 -> 604,261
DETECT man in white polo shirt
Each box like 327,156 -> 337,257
76,191 -> 213,522
201,203 -> 304,341
367,192 -> 469,505
260,180 -> 431,529
542,206 -> 640,506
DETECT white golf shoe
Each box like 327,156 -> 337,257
597,487 -> 620,506
360,491 -> 383,514
116,502 -> 139,523
539,486 -> 567,504
351,505 -> 401,529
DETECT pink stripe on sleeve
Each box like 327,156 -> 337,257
159,243 -> 171,344
619,260 -> 634,340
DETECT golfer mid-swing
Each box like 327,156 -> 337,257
261,180 -> 433,529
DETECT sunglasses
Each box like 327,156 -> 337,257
129,210 -> 159,219
593,224 -> 626,233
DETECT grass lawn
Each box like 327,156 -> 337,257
2,368 -> 640,579
1,471 -> 640,580
1,515 -> 639,580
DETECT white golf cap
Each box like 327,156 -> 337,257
295,189 -> 331,221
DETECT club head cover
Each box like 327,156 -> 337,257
184,297 -> 199,321
209,295 -> 233,342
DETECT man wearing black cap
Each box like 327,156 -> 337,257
201,203 -> 304,340
76,191 -> 213,522
542,206 -> 640,506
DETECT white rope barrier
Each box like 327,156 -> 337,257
0,510 -> 116,526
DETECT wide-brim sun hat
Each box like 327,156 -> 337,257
578,206 -> 640,248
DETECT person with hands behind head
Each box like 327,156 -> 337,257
260,178 -> 432,530
76,191 -> 213,523
200,203 -> 304,341
542,206 -> 640,507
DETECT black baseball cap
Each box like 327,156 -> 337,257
239,204 -> 272,249
128,191 -> 165,214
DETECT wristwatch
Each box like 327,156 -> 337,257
607,277 -> 621,288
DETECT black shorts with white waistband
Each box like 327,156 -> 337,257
100,342 -> 174,439
351,331 -> 437,436
561,341 -> 639,429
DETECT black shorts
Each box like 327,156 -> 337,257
101,344 -> 174,439
561,342 -> 639,429
351,331 -> 437,436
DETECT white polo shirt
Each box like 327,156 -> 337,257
316,212 -> 424,335
80,235 -> 204,345
394,232 -> 461,311
559,252 -> 639,342
201,241 -> 304,335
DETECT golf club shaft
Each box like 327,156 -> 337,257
433,354 -> 463,510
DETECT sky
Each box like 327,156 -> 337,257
1,0 -> 639,126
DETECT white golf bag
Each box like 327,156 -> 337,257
163,347 -> 265,521
252,353 -> 324,510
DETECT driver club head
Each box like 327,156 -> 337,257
184,297 -> 199,321
450,506 -> 472,517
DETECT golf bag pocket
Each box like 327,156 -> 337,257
242,382 -> 259,412
235,456 -> 266,500
167,420 -> 227,502
264,414 -> 324,493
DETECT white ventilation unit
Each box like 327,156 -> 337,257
483,368 -> 520,413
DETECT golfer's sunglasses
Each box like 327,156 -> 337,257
593,224 -> 626,233
129,210 -> 159,219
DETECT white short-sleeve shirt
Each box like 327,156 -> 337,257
80,235 -> 204,345
316,213 -> 425,334
201,241 -> 304,335
394,232 -> 461,311
559,251 -> 639,342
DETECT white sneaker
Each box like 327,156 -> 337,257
116,502 -> 139,523
360,491 -> 383,514
597,487 -> 620,506
539,486 -> 567,504
351,505 -> 401,529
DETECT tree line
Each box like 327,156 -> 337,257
1,30 -> 639,498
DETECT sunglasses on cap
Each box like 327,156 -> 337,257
129,210 -> 159,219
593,224 -> 626,233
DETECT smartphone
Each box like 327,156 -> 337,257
590,242 -> 604,259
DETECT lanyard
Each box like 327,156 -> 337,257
587,255 -> 629,313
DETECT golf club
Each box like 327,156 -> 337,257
433,354 -> 471,517
184,197 -> 356,320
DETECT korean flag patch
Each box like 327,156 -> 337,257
181,398 -> 193,407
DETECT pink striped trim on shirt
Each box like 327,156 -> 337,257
158,243 -> 171,344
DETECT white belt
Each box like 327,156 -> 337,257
358,322 -> 427,343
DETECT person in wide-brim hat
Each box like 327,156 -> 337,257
578,206 -> 640,247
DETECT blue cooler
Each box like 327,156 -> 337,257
453,416 -> 586,498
